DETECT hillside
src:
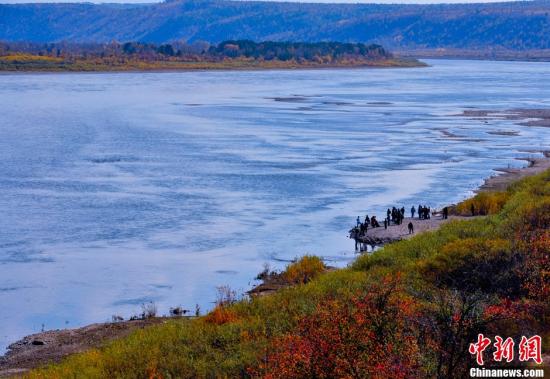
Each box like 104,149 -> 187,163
1,0 -> 550,51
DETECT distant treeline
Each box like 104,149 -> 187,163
208,40 -> 389,61
0,40 -> 391,63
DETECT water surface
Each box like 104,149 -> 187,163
1,59 -> 550,351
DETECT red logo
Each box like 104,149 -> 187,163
493,336 -> 514,363
518,335 -> 542,364
469,334 -> 543,365
469,334 -> 491,365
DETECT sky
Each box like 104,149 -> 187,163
0,0 -> 528,4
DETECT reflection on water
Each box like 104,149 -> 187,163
1,59 -> 550,351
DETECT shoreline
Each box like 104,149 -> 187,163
397,53 -> 550,64
0,59 -> 426,75
352,215 -> 482,249
478,151 -> 550,192
2,150 -> 549,377
0,318 -> 175,378
353,150 -> 550,248
4,55 -> 550,76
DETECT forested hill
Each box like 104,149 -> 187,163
1,0 -> 549,50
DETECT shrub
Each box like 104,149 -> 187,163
215,285 -> 238,307
516,230 -> 550,300
455,191 -> 509,216
256,276 -> 421,379
203,306 -> 239,325
141,302 -> 157,319
283,255 -> 326,284
501,198 -> 550,236
418,238 -> 521,296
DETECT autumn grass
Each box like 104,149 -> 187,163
0,55 -> 424,72
25,169 -> 550,378
0,54 -> 63,63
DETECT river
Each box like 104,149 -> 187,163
1,59 -> 549,351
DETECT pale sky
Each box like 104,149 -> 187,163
0,0 -> 529,4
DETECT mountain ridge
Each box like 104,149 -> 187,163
1,0 -> 549,50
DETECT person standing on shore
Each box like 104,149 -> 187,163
443,206 -> 448,219
408,222 -> 414,234
411,206 -> 416,218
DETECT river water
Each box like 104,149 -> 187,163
1,59 -> 549,351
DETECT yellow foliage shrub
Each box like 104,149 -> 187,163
455,191 -> 509,216
283,255 -> 326,284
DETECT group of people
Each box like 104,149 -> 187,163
388,206 -> 414,234
353,204 -> 417,238
412,205 -> 431,220
388,207 -> 406,225
352,203 -> 443,239
350,202 -> 460,251
355,214 -> 381,236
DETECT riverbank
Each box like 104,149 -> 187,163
0,318 -> 168,378
354,215 -> 479,247
352,150 -> 550,247
0,41 -> 426,73
0,57 -> 425,73
2,148 -> 549,377
479,151 -> 550,191
397,48 -> 550,63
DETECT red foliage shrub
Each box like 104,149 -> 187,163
507,200 -> 550,300
519,230 -> 550,300
256,276 -> 422,379
204,306 -> 239,325
483,298 -> 541,324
